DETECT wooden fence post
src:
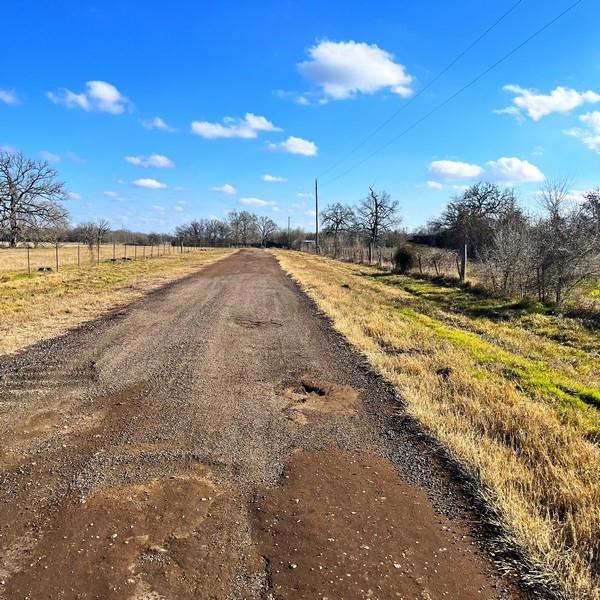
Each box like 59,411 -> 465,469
55,242 -> 59,272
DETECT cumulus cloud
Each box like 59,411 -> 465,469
39,150 -> 61,164
125,154 -> 174,168
298,40 -> 413,100
262,174 -> 287,183
142,116 -> 174,131
428,157 -> 544,184
485,157 -> 544,183
239,197 -> 276,207
563,111 -> 600,152
496,85 -> 600,121
0,89 -> 19,105
268,136 -> 318,156
211,184 -> 237,195
191,113 -> 281,139
48,81 -> 130,114
67,192 -> 81,200
133,178 -> 167,189
428,160 -> 483,179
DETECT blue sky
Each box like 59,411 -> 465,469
1,0 -> 599,232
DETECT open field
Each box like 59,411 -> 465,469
273,249 -> 600,600
0,248 -> 235,355
0,243 -> 190,276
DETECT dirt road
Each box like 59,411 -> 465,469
0,250 -> 521,599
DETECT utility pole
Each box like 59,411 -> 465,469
315,178 -> 319,254
287,216 -> 291,249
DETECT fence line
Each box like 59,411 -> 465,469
0,242 -> 197,277
312,243 -> 467,280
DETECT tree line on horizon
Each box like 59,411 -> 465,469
2,149 -> 599,306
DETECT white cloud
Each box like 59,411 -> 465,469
142,116 -> 174,131
268,136 -> 318,156
496,85 -> 600,121
563,111 -> 600,152
0,89 -> 19,105
191,113 -> 281,139
66,151 -> 85,163
239,197 -> 275,207
153,205 -> 166,213
211,184 -> 237,195
426,180 -> 444,190
428,157 -> 544,184
67,192 -> 81,200
262,174 -> 287,183
48,81 -> 130,114
39,150 -> 61,164
133,178 -> 167,189
485,157 -> 544,183
297,192 -> 312,199
125,154 -> 174,168
428,160 -> 483,179
104,190 -> 127,202
0,144 -> 16,153
298,40 -> 413,100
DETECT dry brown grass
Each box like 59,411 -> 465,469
0,249 -> 235,356
0,243 -> 182,275
273,249 -> 600,600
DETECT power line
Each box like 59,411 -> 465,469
318,0 -> 525,179
322,0 -> 584,187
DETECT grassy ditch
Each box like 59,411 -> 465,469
0,249 -> 235,356
273,249 -> 600,600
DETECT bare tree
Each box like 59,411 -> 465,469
257,216 -> 277,247
355,187 -> 399,262
534,179 -> 600,306
78,219 -> 110,260
321,202 -> 355,257
238,211 -> 258,246
228,210 -> 243,246
0,151 -> 69,247
437,182 -> 516,255
480,205 -> 534,297
582,188 -> 600,236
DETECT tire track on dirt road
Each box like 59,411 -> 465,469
0,249 -> 524,599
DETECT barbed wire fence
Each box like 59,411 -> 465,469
0,241 -> 200,278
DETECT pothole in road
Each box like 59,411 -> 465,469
233,317 -> 283,329
281,379 -> 359,421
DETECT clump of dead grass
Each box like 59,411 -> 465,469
273,250 -> 600,600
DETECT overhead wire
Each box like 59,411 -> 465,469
317,0 -> 525,179
321,0 -> 584,188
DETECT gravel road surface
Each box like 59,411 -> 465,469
0,249 -> 523,599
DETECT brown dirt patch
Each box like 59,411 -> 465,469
282,379 -> 359,418
3,470 -> 249,599
251,448 -> 497,600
